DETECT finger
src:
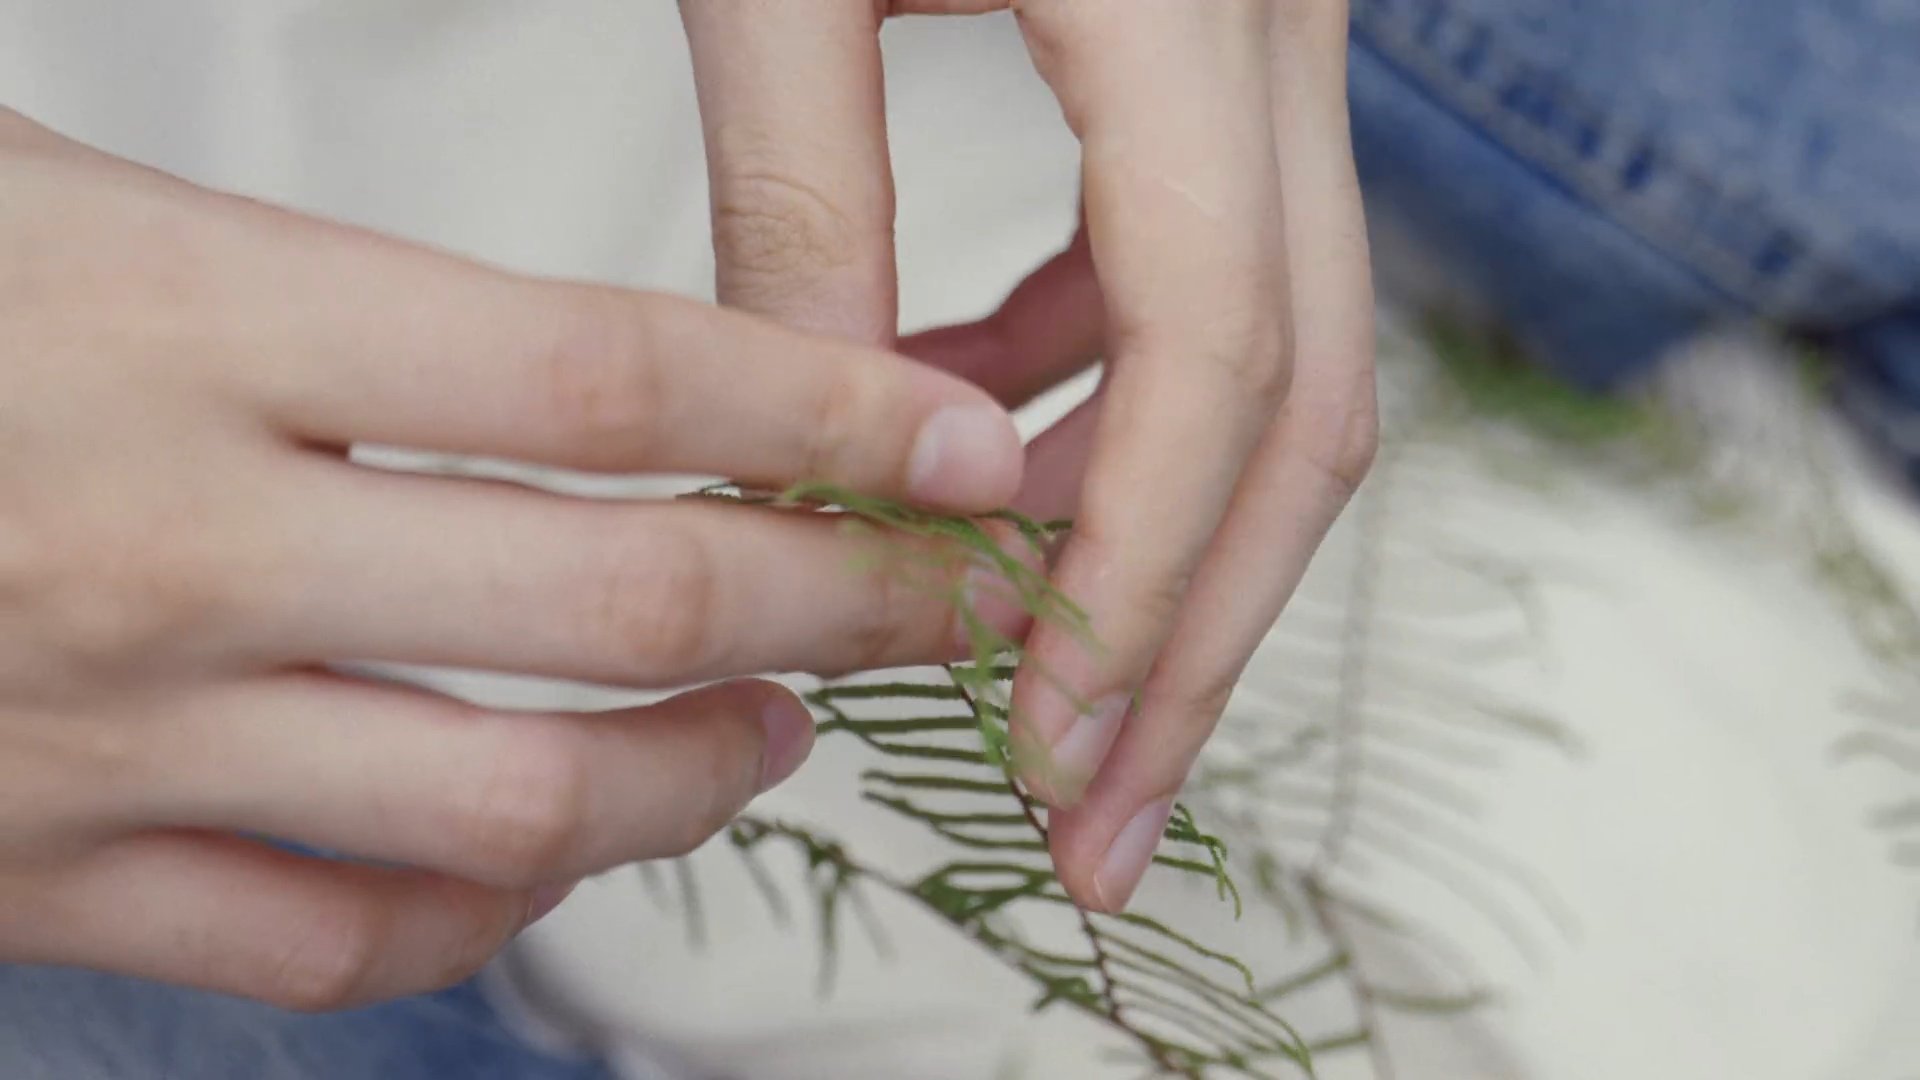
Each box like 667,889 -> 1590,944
258,262 -> 1019,509
1007,390 -> 1101,519
33,102 -> 1015,504
0,831 -> 528,1011
1046,415 -> 1368,911
681,0 -> 895,343
1005,1 -> 1292,806
1049,2 -> 1378,912
133,675 -> 812,889
898,229 -> 1106,408
244,461 -> 1040,687
884,1 -> 1010,11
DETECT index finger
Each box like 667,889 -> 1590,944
1005,1 -> 1293,805
681,0 -> 897,343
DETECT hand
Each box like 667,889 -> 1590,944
0,110 -> 1029,1008
682,1 -> 1376,911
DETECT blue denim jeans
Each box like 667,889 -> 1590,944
0,964 -> 616,1080
9,3 -> 1920,1078
1347,0 -> 1920,484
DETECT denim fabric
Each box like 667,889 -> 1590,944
1347,0 -> 1920,482
0,963 -> 618,1080
1837,311 -> 1920,489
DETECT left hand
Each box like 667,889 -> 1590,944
680,0 -> 1377,912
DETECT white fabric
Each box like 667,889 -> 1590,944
4,4 -> 1916,1078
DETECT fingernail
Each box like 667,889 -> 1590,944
758,692 -> 816,791
908,405 -> 1021,508
1093,798 -> 1174,912
954,560 -> 1035,653
1025,693 -> 1130,807
525,883 -> 576,927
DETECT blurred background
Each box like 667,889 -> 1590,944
3,3 -> 1916,1077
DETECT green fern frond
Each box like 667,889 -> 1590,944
679,481 -> 1295,1075
734,465 -> 1539,1073
728,808 -> 1313,1077
666,300 -> 1920,1074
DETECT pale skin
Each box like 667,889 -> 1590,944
0,110 -> 1035,1009
0,0 -> 1373,1014
682,0 -> 1377,912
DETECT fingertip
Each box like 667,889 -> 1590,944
955,562 -> 1034,658
1056,863 -> 1110,914
1012,744 -> 1093,811
951,518 -> 1050,655
671,678 -> 816,794
755,685 -> 817,791
1044,804 -> 1118,915
1008,679 -> 1128,809
906,401 -> 1026,511
1049,795 -> 1172,915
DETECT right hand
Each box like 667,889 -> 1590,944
0,110 -> 1026,1010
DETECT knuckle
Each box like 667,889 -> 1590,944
710,159 -> 862,286
1196,307 -> 1292,411
254,902 -> 382,1012
452,725 -> 591,884
1296,361 -> 1380,503
1132,562 -> 1195,632
811,539 -> 934,679
584,524 -> 723,680
1172,666 -> 1243,729
794,367 -> 868,486
533,289 -> 666,456
1323,400 -> 1380,500
0,727 -> 114,860
34,526 -> 234,672
853,555 -> 916,672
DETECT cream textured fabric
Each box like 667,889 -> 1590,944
3,4 -> 1915,1077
